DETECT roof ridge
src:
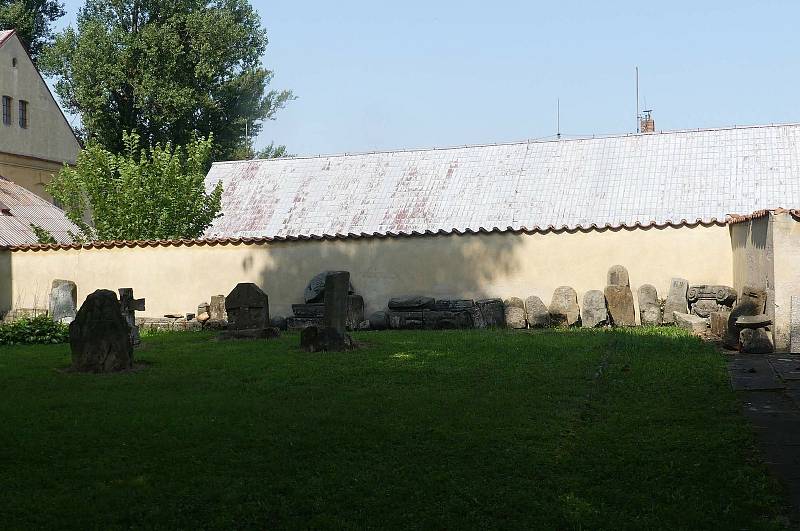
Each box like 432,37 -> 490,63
212,122 -> 800,165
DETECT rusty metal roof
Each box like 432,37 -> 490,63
0,177 -> 79,245
204,123 -> 800,239
0,30 -> 14,48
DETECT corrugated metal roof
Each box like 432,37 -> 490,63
204,123 -> 800,239
0,177 -> 79,245
0,30 -> 14,48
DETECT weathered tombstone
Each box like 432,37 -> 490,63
504,297 -> 527,329
607,265 -> 630,287
118,288 -> 145,346
347,295 -> 365,330
792,296 -> 800,354
388,296 -> 436,311
525,296 -> 550,328
724,286 -> 768,349
304,271 -> 355,303
476,298 -> 506,328
710,310 -> 730,338
69,290 -> 133,372
581,290 -> 608,328
197,302 -> 210,323
209,295 -> 226,321
604,285 -> 636,327
740,328 -> 774,354
300,271 -> 354,351
687,285 -> 737,318
369,311 -> 389,330
220,283 -> 277,340
637,284 -> 662,326
673,312 -> 708,335
663,278 -> 689,325
49,279 -> 77,324
549,287 -> 580,327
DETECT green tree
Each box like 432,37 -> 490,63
0,0 -> 65,62
47,131 -> 222,241
40,0 -> 292,160
230,140 -> 291,160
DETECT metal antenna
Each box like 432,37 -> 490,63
635,66 -> 640,133
557,98 -> 561,139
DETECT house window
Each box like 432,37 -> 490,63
1,96 -> 10,126
11,57 -> 16,67
18,100 -> 27,128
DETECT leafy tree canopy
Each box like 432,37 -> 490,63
40,0 -> 293,160
47,131 -> 223,241
0,0 -> 65,61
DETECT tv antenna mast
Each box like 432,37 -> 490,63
635,66 -> 640,133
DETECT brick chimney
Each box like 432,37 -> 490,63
640,110 -> 655,133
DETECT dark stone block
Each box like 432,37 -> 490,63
476,298 -> 505,328
432,299 -> 476,311
292,303 -> 325,317
304,271 -> 355,303
369,311 -> 388,330
387,311 -> 424,329
300,326 -> 354,352
69,289 -> 133,373
287,317 -> 323,330
388,296 -> 436,311
422,309 -> 473,329
347,295 -> 365,330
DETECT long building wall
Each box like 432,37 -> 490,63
0,225 -> 733,321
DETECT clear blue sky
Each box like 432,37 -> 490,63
55,0 -> 800,156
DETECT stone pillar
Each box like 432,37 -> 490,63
324,271 -> 349,335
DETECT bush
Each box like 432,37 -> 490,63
0,315 -> 70,345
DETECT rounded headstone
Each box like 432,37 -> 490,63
524,296 -> 550,328
503,297 -> 527,329
69,289 -> 133,373
581,290 -> 608,328
604,285 -> 636,326
49,279 -> 77,324
304,271 -> 355,303
637,284 -> 662,326
607,265 -> 630,287
549,286 -> 580,327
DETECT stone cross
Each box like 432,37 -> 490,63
119,288 -> 145,346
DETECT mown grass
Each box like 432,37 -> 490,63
0,328 -> 787,529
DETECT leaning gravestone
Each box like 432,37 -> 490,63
301,271 -> 354,351
607,265 -> 630,287
725,286 -> 768,349
604,285 -> 636,326
209,295 -> 226,321
549,286 -> 580,327
118,288 -> 145,346
69,290 -> 133,373
504,297 -> 527,329
663,278 -> 689,325
581,290 -> 608,328
304,271 -> 355,303
525,296 -> 550,328
220,283 -> 277,340
637,284 -> 662,326
49,279 -> 77,324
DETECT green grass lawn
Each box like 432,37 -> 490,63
0,328 -> 787,529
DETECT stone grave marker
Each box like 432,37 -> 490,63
118,288 -> 145,346
525,296 -> 550,328
49,279 -> 77,324
549,286 -> 580,327
69,290 -> 133,372
300,271 -> 354,351
581,290 -> 608,328
220,283 -> 277,340
663,278 -> 689,325
725,286 -> 768,349
504,297 -> 527,329
637,284 -> 662,326
607,264 -> 630,287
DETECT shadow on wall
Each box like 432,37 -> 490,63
256,232 -> 526,315
0,250 -> 10,315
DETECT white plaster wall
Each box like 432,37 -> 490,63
773,213 -> 800,350
0,34 -> 80,165
1,225 -> 733,322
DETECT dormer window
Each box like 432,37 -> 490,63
1,96 -> 10,126
18,100 -> 27,128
